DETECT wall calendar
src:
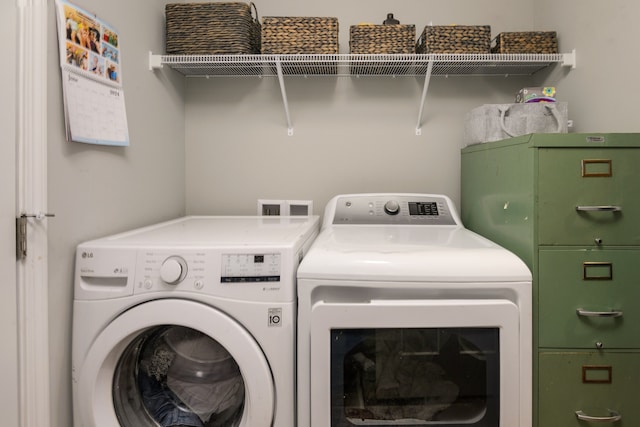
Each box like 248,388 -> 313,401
55,0 -> 129,146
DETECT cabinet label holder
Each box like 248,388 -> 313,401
583,262 -> 613,280
582,159 -> 612,177
582,365 -> 612,384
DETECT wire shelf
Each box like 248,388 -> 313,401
147,51 -> 576,135
152,53 -> 571,77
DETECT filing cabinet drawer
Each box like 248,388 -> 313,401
538,249 -> 640,349
539,351 -> 640,426
537,148 -> 640,246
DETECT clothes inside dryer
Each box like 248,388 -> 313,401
112,326 -> 245,427
331,327 -> 499,426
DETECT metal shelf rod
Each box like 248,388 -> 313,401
275,58 -> 294,136
415,60 -> 434,136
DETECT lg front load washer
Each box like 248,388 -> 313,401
296,194 -> 532,427
72,215 -> 319,427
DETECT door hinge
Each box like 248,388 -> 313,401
16,213 -> 55,260
16,216 -> 27,260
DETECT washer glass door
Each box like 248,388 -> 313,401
76,299 -> 275,427
113,325 -> 245,427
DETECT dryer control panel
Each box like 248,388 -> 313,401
330,194 -> 459,226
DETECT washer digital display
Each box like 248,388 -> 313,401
221,253 -> 281,283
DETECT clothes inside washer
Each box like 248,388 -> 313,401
138,371 -> 204,427
137,326 -> 245,427
165,327 -> 245,424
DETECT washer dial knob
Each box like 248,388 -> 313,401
160,256 -> 187,285
384,200 -> 400,215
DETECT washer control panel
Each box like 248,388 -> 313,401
332,194 -> 458,225
221,253 -> 281,283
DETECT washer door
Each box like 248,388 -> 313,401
76,299 -> 274,427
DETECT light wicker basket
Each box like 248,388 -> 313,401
261,17 -> 338,54
491,31 -> 558,54
165,2 -> 261,55
349,24 -> 416,54
416,25 -> 491,54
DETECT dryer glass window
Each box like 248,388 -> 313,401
112,325 -> 246,427
330,328 -> 499,426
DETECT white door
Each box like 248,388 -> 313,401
1,2 -> 19,425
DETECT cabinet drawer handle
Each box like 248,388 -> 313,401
576,309 -> 623,318
576,205 -> 622,212
575,410 -> 621,423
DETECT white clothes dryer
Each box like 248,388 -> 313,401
296,194 -> 532,427
72,215 -> 319,427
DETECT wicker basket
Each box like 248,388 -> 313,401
165,2 -> 261,55
349,24 -> 416,54
416,25 -> 491,54
261,17 -> 339,54
491,31 -> 558,54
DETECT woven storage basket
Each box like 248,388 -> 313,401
261,17 -> 338,54
349,24 -> 416,54
416,25 -> 491,54
491,31 -> 558,54
165,2 -> 261,55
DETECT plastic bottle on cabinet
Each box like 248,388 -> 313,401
383,13 -> 400,25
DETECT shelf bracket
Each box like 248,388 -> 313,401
415,60 -> 434,136
275,58 -> 294,136
562,49 -> 577,69
148,52 -> 163,71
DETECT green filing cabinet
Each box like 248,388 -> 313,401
461,133 -> 640,427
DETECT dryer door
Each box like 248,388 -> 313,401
309,299 -> 521,427
76,299 -> 275,427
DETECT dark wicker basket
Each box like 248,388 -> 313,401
261,17 -> 339,54
416,25 -> 491,54
349,24 -> 416,54
491,31 -> 558,54
165,2 -> 261,55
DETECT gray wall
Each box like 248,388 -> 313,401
184,0 -> 640,218
185,0 -> 534,216
535,0 -> 640,132
45,0 -> 640,426
47,1 -> 185,425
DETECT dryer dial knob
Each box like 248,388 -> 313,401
384,200 -> 400,215
160,256 -> 187,285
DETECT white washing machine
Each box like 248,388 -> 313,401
72,215 -> 319,427
297,194 -> 532,427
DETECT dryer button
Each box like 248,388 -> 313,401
384,200 -> 400,215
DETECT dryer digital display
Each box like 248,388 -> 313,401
221,253 -> 281,283
408,201 -> 439,216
